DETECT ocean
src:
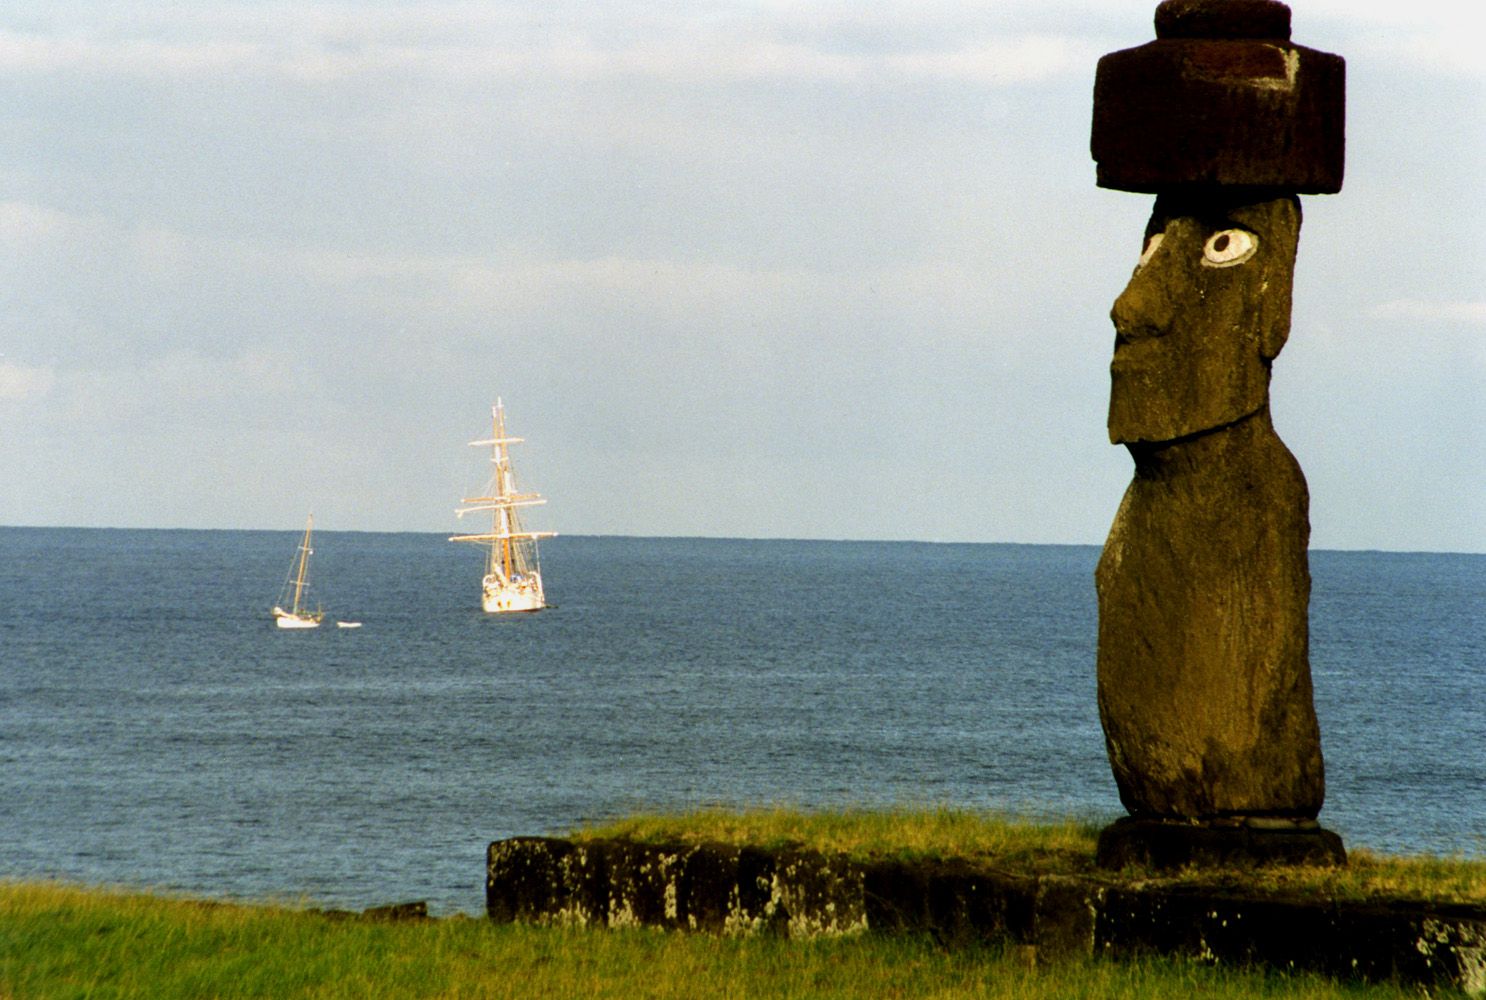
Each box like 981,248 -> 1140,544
1,528 -> 1481,915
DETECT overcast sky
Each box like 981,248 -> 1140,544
2,0 -> 1482,550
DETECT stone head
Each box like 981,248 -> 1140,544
1091,0 -> 1343,445
1107,192 -> 1299,444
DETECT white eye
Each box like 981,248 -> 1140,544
1136,232 -> 1164,270
1202,229 -> 1257,267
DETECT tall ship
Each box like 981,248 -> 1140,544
272,514 -> 325,629
450,400 -> 556,613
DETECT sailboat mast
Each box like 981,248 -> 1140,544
292,514 -> 313,614
494,400 -> 514,580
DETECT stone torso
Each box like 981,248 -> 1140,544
1096,409 -> 1324,819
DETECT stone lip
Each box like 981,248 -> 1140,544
488,836 -> 1486,995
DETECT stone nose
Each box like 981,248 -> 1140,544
1110,265 -> 1176,345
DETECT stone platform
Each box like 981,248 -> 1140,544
1096,817 -> 1347,871
487,836 -> 1486,996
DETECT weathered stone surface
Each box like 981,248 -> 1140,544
1090,4 -> 1342,836
1154,0 -> 1291,40
485,836 -> 867,937
485,837 -> 1486,995
1096,194 -> 1323,822
313,900 -> 430,922
1091,0 -> 1344,193
361,900 -> 430,922
863,858 -> 1036,946
486,837 -> 609,926
863,860 -> 1106,961
1097,817 -> 1345,870
1106,196 -> 1299,444
1098,884 -> 1486,994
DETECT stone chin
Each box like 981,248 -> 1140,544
1108,372 -> 1269,446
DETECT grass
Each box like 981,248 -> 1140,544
575,805 -> 1486,904
0,879 -> 1434,999
4,809 -> 1480,998
576,805 -> 1103,873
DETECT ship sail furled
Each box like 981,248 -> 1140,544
449,400 -> 556,613
272,514 -> 325,629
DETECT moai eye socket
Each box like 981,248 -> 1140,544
1136,232 -> 1164,270
1202,229 -> 1257,267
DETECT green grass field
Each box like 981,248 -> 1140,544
578,806 -> 1486,903
0,880 -> 1433,999
5,809 -> 1481,999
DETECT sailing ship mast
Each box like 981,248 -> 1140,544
450,399 -> 556,612
291,515 -> 313,613
272,513 -> 325,628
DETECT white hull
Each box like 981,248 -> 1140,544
272,606 -> 322,629
481,573 -> 546,613
273,515 -> 328,630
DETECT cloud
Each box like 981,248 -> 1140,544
2,0 -> 1478,547
5,0 -> 1477,101
0,4 -> 1110,88
46,350 -> 318,429
887,36 -> 1099,85
1391,30 -> 1486,80
0,200 -> 94,250
1369,300 -> 1486,325
0,30 -> 257,77
0,362 -> 56,400
1340,28 -> 1486,81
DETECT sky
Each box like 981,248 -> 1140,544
1,0 -> 1482,550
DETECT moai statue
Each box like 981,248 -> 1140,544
1090,0 -> 1347,868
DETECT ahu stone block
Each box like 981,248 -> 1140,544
485,837 -> 1486,995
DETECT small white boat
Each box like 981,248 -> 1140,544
449,399 -> 556,613
272,514 -> 326,629
336,621 -> 362,629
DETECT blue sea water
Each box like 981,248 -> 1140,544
1,528 -> 1482,915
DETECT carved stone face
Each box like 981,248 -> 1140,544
1107,195 -> 1300,444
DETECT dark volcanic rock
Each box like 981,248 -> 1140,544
1096,195 -> 1324,822
1090,0 -> 1343,833
486,836 -> 866,936
1154,0 -> 1291,40
361,900 -> 429,922
485,836 -> 1486,995
1097,883 -> 1486,992
1091,1 -> 1344,193
1096,817 -> 1345,870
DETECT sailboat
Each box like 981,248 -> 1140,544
272,514 -> 326,629
450,400 -> 556,613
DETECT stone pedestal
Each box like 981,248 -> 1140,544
486,835 -> 1486,994
1097,817 -> 1346,871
